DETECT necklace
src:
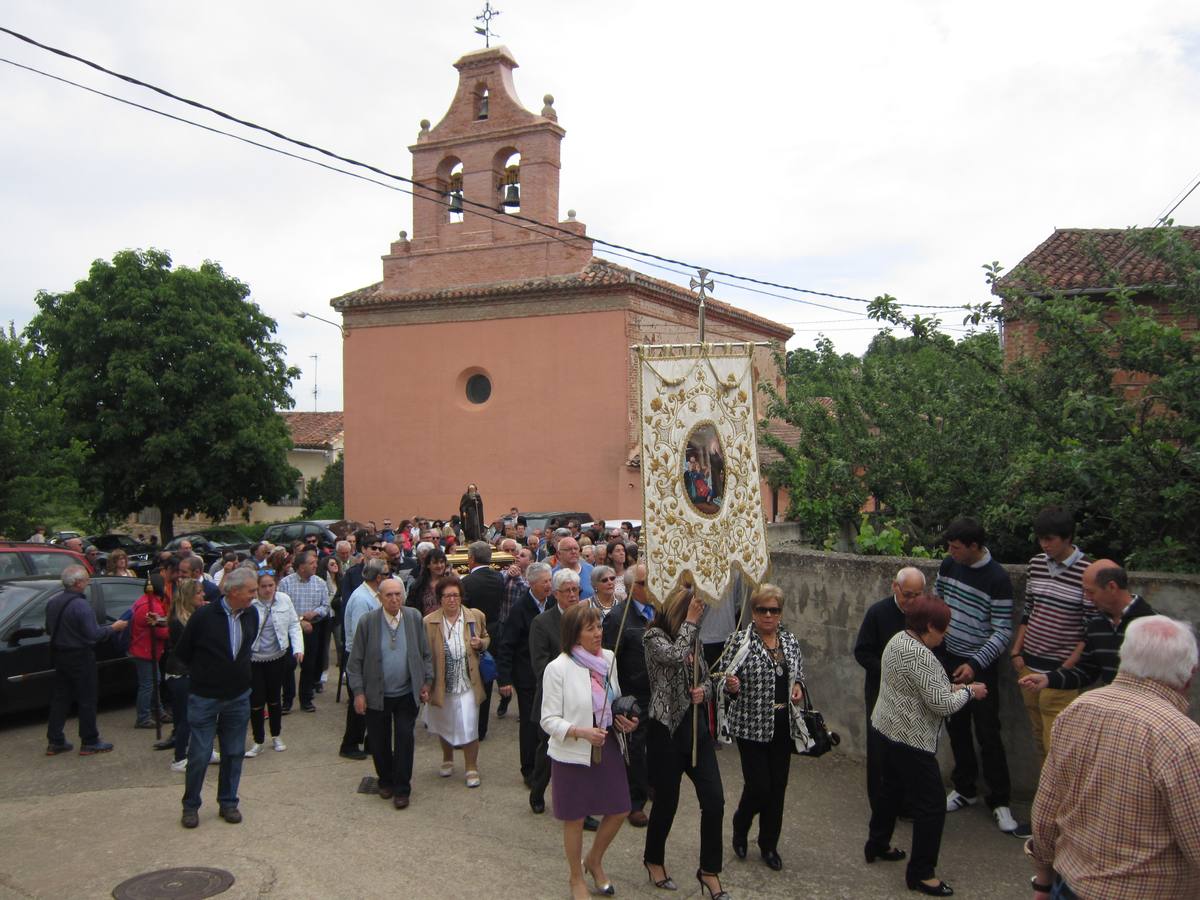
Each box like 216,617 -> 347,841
758,633 -> 785,676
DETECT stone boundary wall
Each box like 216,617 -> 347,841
767,545 -> 1200,798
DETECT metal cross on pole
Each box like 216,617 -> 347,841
689,267 -> 714,343
474,3 -> 502,47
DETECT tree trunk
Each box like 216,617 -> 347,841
159,507 -> 176,544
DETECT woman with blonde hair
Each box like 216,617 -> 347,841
164,579 -> 205,772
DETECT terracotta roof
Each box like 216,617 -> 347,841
331,258 -> 792,340
757,420 -> 804,467
996,227 -> 1200,295
281,411 -> 344,450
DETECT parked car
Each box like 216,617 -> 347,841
583,519 -> 642,538
260,520 -> 338,547
520,511 -> 595,536
84,534 -> 154,575
47,531 -> 83,546
0,542 -> 93,580
164,529 -> 252,567
0,575 -> 143,716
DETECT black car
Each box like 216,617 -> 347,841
521,511 -> 595,536
84,534 -> 154,575
261,520 -> 338,547
0,576 -> 143,716
164,529 -> 252,567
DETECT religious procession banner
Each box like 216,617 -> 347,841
638,343 -> 770,606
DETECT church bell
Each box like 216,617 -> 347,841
448,190 -> 464,215
501,164 -> 520,209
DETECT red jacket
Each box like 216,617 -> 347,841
129,593 -> 169,661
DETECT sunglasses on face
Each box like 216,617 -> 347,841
599,576 -> 616,582
754,606 -> 782,616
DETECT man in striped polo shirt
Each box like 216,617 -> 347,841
935,517 -> 1017,833
1009,509 -> 1091,766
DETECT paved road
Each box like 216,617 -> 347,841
0,680 -> 1032,899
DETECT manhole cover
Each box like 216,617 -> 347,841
113,867 -> 234,900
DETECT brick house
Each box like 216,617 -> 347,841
995,227 -> 1200,376
330,46 -> 791,523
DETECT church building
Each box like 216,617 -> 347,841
331,45 -> 792,524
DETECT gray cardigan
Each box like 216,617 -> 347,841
347,606 -> 433,709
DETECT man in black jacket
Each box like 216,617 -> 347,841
495,562 -> 554,785
462,541 -> 505,740
175,566 -> 260,829
603,563 -> 654,826
44,565 -> 129,756
854,566 -> 925,818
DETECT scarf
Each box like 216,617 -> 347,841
570,647 -> 614,729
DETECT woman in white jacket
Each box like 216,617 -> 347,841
246,570 -> 304,757
541,603 -> 639,900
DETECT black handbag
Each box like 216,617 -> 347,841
794,680 -> 840,757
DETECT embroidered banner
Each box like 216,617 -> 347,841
638,343 -> 769,606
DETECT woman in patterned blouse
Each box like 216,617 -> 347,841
718,584 -> 805,872
866,593 -> 987,897
643,585 -> 730,900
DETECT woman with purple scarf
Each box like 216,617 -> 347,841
541,603 -> 640,900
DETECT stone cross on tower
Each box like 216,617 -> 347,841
474,3 -> 502,48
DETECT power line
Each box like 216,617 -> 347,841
0,24 -> 971,311
1153,168 -> 1200,226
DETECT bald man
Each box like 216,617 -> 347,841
1020,561 -> 1155,695
855,566 -> 927,816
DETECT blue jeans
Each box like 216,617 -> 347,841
133,658 -> 157,724
183,690 -> 250,812
169,675 -> 191,763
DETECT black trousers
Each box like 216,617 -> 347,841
47,648 -> 99,745
477,676 -> 494,740
341,686 -> 367,752
282,650 -> 297,707
867,734 -> 946,884
315,618 -> 331,678
644,717 -> 725,875
626,713 -> 650,812
866,721 -> 886,815
732,711 -> 793,852
250,655 -> 289,744
530,723 -> 551,802
514,684 -> 537,778
366,694 -> 419,797
297,624 -> 323,705
943,654 -> 1010,808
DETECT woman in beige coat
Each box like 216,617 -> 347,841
423,575 -> 489,787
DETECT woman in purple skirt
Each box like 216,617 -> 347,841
541,603 -> 640,900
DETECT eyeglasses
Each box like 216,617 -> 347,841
599,576 -> 616,582
754,606 -> 782,616
559,586 -> 581,594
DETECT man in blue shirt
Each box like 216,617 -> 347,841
551,537 -> 595,600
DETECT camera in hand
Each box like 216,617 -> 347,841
612,695 -> 642,721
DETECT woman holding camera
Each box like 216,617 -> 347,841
644,586 -> 729,898
866,593 -> 987,897
541,602 -> 639,900
423,575 -> 488,787
718,584 -> 805,872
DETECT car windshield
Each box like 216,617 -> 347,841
0,581 -> 53,624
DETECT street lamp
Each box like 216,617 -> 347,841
294,311 -> 346,337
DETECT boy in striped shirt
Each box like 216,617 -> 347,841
935,517 -> 1017,833
1009,508 -> 1090,765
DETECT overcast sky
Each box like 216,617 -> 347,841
3,1 -> 1199,410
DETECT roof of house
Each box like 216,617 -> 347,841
996,226 -> 1200,295
281,411 -> 344,450
331,257 -> 793,340
757,420 -> 804,467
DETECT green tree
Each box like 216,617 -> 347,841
0,324 -> 92,537
27,249 -> 301,542
302,452 -> 344,518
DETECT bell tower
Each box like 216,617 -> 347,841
381,46 -> 592,293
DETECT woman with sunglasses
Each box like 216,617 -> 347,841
717,584 -> 806,873
589,565 -> 619,619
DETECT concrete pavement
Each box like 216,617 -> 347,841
0,682 -> 1032,899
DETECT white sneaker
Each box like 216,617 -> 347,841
946,790 -> 979,812
169,758 -> 187,773
244,743 -> 262,758
993,805 -> 1018,832
210,750 -> 221,765
272,737 -> 286,752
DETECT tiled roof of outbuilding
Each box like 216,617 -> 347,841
281,411 -> 344,449
996,227 -> 1200,295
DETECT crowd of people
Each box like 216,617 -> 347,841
38,499 -> 1199,899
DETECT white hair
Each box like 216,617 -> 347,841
526,562 -> 552,585
60,564 -> 89,589
416,541 -> 435,555
1120,616 -> 1198,689
222,566 -> 257,594
591,565 -> 615,588
894,566 -> 926,586
552,568 -> 580,591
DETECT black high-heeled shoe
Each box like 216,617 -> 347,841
696,869 -> 732,900
907,878 -> 953,896
864,842 -> 907,863
642,862 -> 677,891
583,861 -> 615,896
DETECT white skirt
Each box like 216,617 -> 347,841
423,687 -> 478,746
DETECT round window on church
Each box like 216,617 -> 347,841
465,373 -> 492,404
